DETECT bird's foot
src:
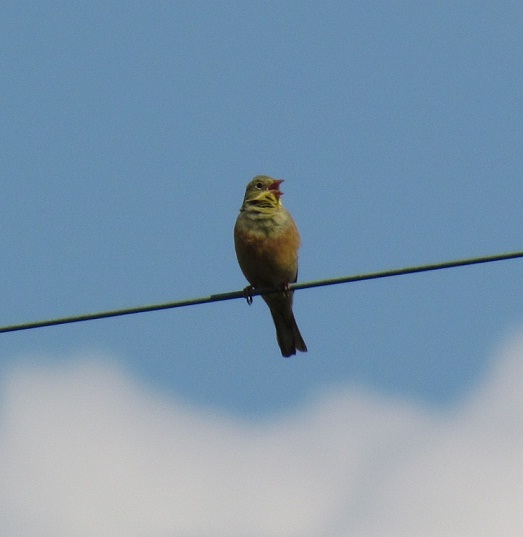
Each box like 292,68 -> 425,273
242,285 -> 255,305
282,283 -> 291,297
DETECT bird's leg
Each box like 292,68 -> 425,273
282,282 -> 291,297
242,285 -> 255,305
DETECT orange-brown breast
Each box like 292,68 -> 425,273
234,214 -> 300,288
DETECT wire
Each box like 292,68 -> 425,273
1,250 -> 522,334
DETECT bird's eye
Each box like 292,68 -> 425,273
255,182 -> 264,190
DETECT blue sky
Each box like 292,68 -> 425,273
1,2 -> 523,534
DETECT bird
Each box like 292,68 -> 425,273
234,175 -> 307,357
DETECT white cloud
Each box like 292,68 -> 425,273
1,334 -> 523,537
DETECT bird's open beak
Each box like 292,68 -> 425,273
268,179 -> 284,195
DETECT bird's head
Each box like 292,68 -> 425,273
241,176 -> 284,211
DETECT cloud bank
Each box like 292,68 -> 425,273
1,334 -> 523,537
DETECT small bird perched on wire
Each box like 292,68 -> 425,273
234,175 -> 307,357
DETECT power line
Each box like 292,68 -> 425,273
1,250 -> 522,335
